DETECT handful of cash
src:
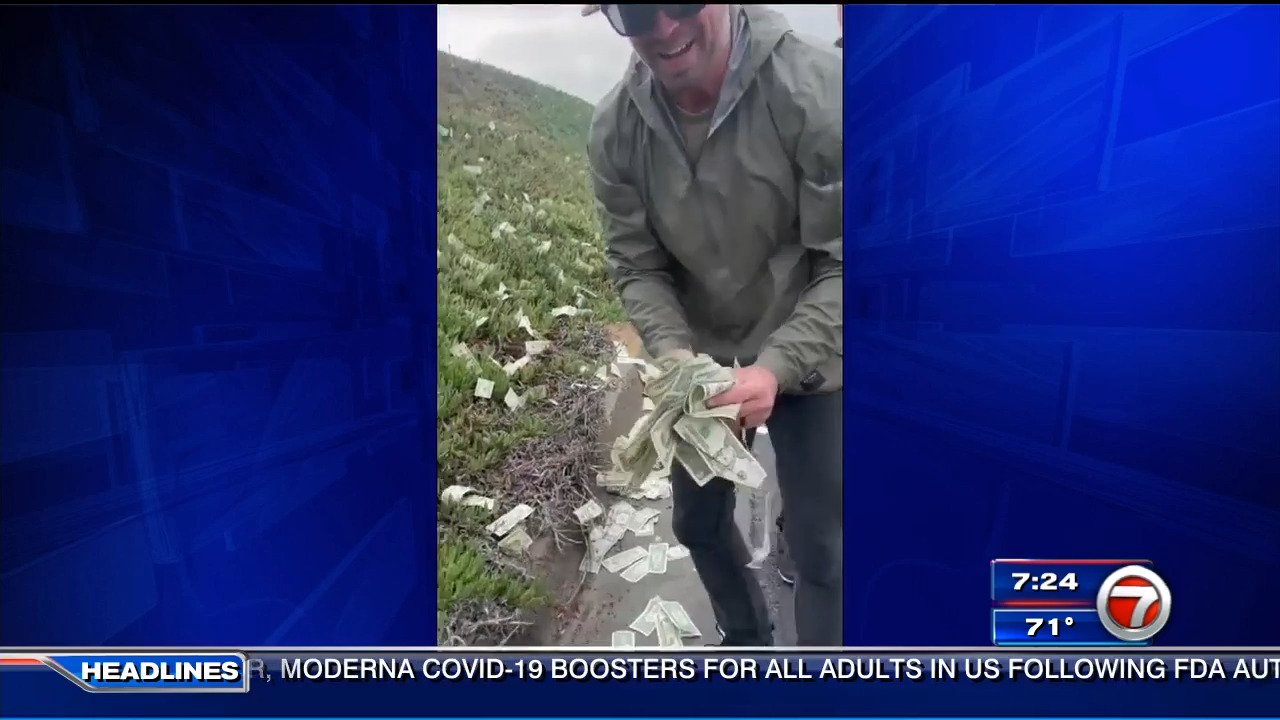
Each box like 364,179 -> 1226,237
609,353 -> 767,491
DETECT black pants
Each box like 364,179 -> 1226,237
670,390 -> 843,646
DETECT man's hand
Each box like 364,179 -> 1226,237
706,365 -> 779,429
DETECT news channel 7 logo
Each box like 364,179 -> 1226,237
1096,564 -> 1172,642
991,560 -> 1172,645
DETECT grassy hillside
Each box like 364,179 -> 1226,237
435,51 -> 625,645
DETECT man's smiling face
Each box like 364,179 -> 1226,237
631,5 -> 730,94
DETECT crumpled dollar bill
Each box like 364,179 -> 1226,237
610,354 -> 767,491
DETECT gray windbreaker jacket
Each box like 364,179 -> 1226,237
588,5 -> 843,394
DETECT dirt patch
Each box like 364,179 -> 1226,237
517,324 -> 647,646
515,533 -> 587,645
554,363 -> 648,646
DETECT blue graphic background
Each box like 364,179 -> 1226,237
0,654 -> 1276,717
0,6 -> 437,646
844,4 -> 1280,646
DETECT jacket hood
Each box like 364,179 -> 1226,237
621,5 -> 792,136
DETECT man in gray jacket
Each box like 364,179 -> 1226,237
586,4 -> 843,646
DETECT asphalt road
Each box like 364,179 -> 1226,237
565,429 -> 796,647
749,430 -> 798,646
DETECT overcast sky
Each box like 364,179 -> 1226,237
437,5 -> 841,103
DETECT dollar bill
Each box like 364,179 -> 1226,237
601,546 -> 649,574
596,470 -> 629,489
587,516 -> 629,572
485,503 -> 533,538
503,387 -> 524,410
674,443 -> 719,486
597,524 -> 627,560
460,494 -> 494,512
645,477 -> 672,499
503,355 -> 531,376
647,543 -> 669,574
449,343 -> 478,368
626,476 -> 671,501
745,488 -> 774,569
497,526 -> 533,555
666,544 -> 690,561
515,309 -> 541,339
673,413 -> 766,489
605,501 -> 636,532
626,507 -> 661,535
620,557 -> 651,583
629,596 -> 665,637
573,499 -> 604,525
655,616 -> 683,648
441,485 -> 473,504
611,630 -> 637,649
580,525 -> 606,573
659,600 -> 701,638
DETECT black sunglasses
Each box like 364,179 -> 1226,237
602,4 -> 707,38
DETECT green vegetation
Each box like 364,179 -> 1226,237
436,51 -> 625,645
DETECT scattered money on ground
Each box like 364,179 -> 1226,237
459,495 -> 494,511
441,485 -> 473,504
592,354 -> 775,648
497,526 -> 533,555
625,475 -> 672,501
655,616 -> 682,648
629,597 -> 665,637
660,600 -> 701,638
573,499 -> 604,525
611,630 -> 636,649
647,543 -> 669,575
626,507 -> 661,534
601,546 -> 649,574
579,500 -> 638,574
486,503 -> 533,538
580,526 -> 607,574
503,355 -> 531,376
620,558 -> 651,583
626,596 -> 701,644
439,484 -> 495,512
503,387 -> 523,410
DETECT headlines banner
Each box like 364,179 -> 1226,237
1,649 -> 1277,716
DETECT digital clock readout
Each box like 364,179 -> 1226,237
1012,572 -> 1080,592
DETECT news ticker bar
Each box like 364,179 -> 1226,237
2,651 -> 1278,693
990,559 -> 1172,646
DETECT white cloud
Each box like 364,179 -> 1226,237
437,4 -> 841,103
